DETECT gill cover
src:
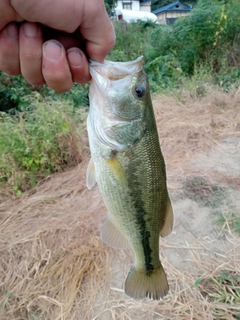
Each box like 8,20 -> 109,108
88,56 -> 147,151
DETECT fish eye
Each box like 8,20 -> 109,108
134,85 -> 145,98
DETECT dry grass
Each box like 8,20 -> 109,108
0,88 -> 240,319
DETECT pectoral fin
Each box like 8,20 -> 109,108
86,158 -> 97,190
160,197 -> 173,238
105,156 -> 127,187
101,214 -> 129,249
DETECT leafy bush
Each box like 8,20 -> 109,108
145,54 -> 183,91
0,97 -> 85,194
0,72 -> 89,113
108,20 -> 157,62
0,74 -> 33,112
145,0 -> 225,75
216,66 -> 240,91
144,24 -> 175,63
145,0 -> 240,77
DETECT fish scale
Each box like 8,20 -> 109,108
86,56 -> 173,300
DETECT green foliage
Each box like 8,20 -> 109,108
161,0 -> 224,74
108,20 -> 157,62
0,73 -> 33,112
145,54 -> 182,91
0,72 -> 89,113
216,66 -> 240,91
215,210 -> 240,234
145,0 -> 240,79
211,271 -> 240,304
0,98 -> 85,194
107,0 -> 240,92
104,0 -> 117,16
144,24 -> 175,62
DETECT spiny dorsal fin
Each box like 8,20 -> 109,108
160,197 -> 173,238
86,158 -> 97,190
100,214 -> 129,249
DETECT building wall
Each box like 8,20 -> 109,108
140,4 -> 151,12
157,11 -> 190,24
116,1 -> 140,11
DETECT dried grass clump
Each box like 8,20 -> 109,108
0,163 -> 111,320
153,88 -> 240,188
0,88 -> 240,319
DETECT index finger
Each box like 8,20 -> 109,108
80,1 -> 116,62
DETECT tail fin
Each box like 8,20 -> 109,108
125,266 -> 169,300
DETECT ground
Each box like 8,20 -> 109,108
0,89 -> 240,319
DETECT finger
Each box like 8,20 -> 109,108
0,0 -> 23,29
67,48 -> 90,83
42,40 -> 73,92
42,26 -> 82,50
19,22 -> 45,85
10,0 -> 82,32
11,0 -> 116,62
0,22 -> 20,75
81,0 -> 116,62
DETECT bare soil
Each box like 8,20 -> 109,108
0,88 -> 240,320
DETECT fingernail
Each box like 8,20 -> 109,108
67,49 -> 82,68
43,41 -> 62,60
23,22 -> 39,37
6,23 -> 18,39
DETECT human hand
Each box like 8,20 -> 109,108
0,0 -> 115,91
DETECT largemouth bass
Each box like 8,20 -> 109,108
86,56 -> 173,300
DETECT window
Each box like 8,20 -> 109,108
123,2 -> 132,10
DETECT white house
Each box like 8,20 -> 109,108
115,0 -> 157,22
115,9 -> 157,22
116,0 -> 152,13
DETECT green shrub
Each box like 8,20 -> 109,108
0,73 -> 33,112
0,96 -> 85,194
0,72 -> 89,113
145,54 -> 183,91
108,20 -> 157,62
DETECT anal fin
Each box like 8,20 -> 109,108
160,197 -> 173,238
100,214 -> 129,249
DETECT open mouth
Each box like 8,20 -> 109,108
90,56 -> 144,81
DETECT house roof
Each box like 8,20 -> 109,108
152,1 -> 191,14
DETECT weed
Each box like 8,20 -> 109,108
0,72 -> 89,113
215,210 -> 240,235
0,98 -> 85,194
182,176 -> 227,208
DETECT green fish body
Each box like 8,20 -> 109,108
87,57 -> 173,300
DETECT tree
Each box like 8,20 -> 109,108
104,0 -> 118,16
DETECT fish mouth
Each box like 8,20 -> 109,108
89,56 -> 144,88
